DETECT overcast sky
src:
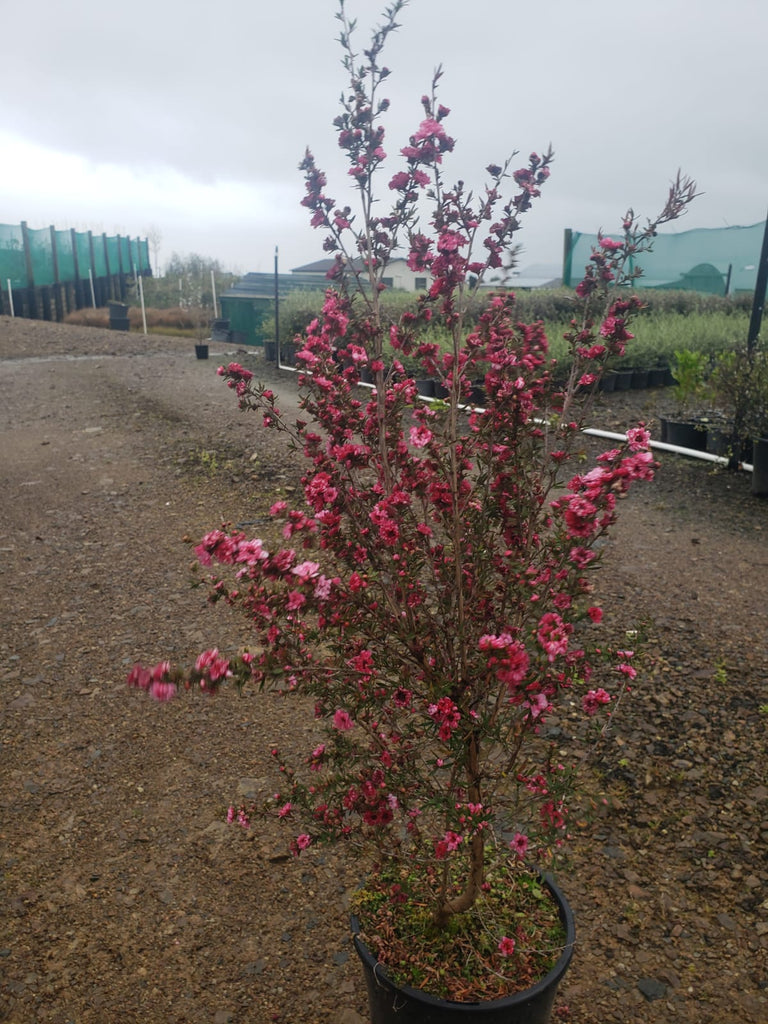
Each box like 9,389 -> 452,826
2,0 -> 766,277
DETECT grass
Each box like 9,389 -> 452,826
64,306 -> 207,337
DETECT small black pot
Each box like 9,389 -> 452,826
752,437 -> 768,497
352,875 -> 574,1024
195,343 -> 209,360
415,378 -> 436,398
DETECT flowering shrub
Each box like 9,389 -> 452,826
128,0 -> 696,1000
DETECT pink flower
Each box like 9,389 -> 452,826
127,664 -> 151,690
527,693 -> 550,719
195,648 -> 231,682
626,426 -> 651,452
409,425 -> 433,448
582,688 -> 611,715
149,679 -> 176,702
277,802 -> 293,818
509,832 -> 529,859
498,936 -> 516,956
286,590 -> 306,611
428,697 -> 461,740
296,833 -> 311,850
537,612 -> 572,662
389,171 -> 410,190
333,709 -> 355,731
413,117 -> 447,143
434,830 -> 463,859
292,560 -> 321,581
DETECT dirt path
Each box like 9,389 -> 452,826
1,316 -> 766,1023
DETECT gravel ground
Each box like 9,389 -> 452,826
1,315 -> 766,1023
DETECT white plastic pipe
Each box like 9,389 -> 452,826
581,427 -> 753,471
279,368 -> 753,473
88,268 -> 96,307
211,270 -> 218,319
138,273 -> 148,335
7,279 -> 14,317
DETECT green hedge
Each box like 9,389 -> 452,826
277,287 -> 754,374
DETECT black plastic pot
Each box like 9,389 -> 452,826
613,369 -> 634,391
631,369 -> 650,390
352,875 -> 574,1024
415,378 -> 436,398
195,343 -> 209,360
599,370 -> 617,393
661,418 -> 707,452
471,380 -> 487,406
706,424 -> 734,458
280,344 -> 296,366
210,318 -> 230,342
752,437 -> 768,497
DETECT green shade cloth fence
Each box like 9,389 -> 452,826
563,221 -> 767,295
0,221 -> 151,321
0,221 -> 150,289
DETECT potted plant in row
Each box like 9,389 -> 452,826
659,348 -> 710,451
128,2 -> 697,1019
707,345 -> 768,492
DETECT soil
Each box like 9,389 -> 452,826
1,315 -> 766,1024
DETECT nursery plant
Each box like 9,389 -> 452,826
669,347 -> 709,418
708,345 -> 768,445
128,0 -> 697,1013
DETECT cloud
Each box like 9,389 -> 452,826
2,0 -> 767,274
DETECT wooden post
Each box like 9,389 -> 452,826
50,225 -> 64,321
71,228 -> 84,309
274,246 -> 280,363
747,214 -> 768,355
87,232 -> 98,306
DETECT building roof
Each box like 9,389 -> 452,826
221,272 -> 327,301
505,263 -> 563,289
290,256 -> 412,274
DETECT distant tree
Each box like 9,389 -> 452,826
145,224 -> 163,277
164,252 -> 224,279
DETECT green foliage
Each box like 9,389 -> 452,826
671,348 -> 709,413
708,346 -> 768,439
127,253 -> 238,313
270,287 -> 751,385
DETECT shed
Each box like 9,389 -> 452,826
219,272 -> 325,347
